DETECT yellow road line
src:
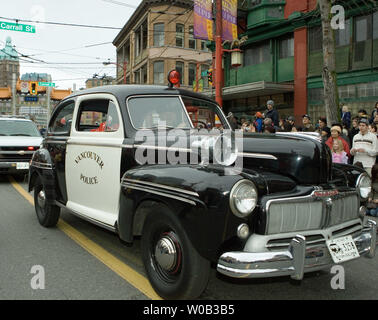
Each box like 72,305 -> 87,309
8,175 -> 162,300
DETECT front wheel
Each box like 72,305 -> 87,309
34,176 -> 60,227
141,204 -> 210,300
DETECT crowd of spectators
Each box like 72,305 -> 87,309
230,100 -> 378,217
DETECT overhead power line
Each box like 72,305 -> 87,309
0,16 -> 122,30
101,0 -> 138,9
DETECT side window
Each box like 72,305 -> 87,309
49,101 -> 75,135
76,99 -> 120,133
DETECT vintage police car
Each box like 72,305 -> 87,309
29,72 -> 376,299
0,116 -> 42,174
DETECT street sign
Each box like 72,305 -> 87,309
20,82 -> 29,94
24,96 -> 38,102
38,82 -> 55,87
0,21 -> 36,33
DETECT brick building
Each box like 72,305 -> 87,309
112,0 -> 212,91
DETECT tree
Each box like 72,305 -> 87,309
318,0 -> 340,125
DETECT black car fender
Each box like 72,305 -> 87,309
28,148 -> 57,205
118,164 -> 268,262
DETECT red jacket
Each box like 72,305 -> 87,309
326,137 -> 350,157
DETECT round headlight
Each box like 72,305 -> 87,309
356,173 -> 371,200
229,180 -> 258,218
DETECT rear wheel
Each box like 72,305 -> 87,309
141,204 -> 210,300
34,176 -> 60,227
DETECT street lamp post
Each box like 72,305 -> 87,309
103,60 -> 127,84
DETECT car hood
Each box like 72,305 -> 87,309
0,136 -> 43,147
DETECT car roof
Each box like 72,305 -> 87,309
0,117 -> 33,122
61,85 -> 218,105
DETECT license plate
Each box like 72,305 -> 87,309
16,162 -> 29,170
326,235 -> 360,264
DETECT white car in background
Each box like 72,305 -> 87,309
0,116 -> 43,175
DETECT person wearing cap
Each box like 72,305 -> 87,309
326,125 -> 351,158
254,112 -> 264,133
265,100 -> 279,127
351,118 -> 378,176
302,114 -> 315,132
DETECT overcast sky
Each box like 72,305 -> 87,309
1,0 -> 143,90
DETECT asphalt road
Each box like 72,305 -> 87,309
1,174 -> 378,301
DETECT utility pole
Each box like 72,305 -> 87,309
215,0 -> 223,108
318,0 -> 339,125
11,72 -> 16,115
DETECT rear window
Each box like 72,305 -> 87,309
0,120 -> 41,137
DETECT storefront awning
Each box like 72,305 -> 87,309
202,81 -> 294,101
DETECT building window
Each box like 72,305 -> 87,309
134,70 -> 140,84
153,23 -> 165,47
373,11 -> 378,40
176,24 -> 184,48
188,63 -> 196,86
141,64 -> 147,84
335,19 -> 351,47
189,26 -> 196,49
153,61 -> 164,84
243,41 -> 271,66
176,61 -> 184,85
354,14 -> 372,43
201,40 -> 208,51
309,26 -> 322,52
278,35 -> 294,59
135,29 -> 141,58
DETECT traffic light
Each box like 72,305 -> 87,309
30,82 -> 38,95
207,69 -> 213,86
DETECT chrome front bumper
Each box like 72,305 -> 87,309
217,219 -> 377,280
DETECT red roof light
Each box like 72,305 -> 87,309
168,70 -> 181,88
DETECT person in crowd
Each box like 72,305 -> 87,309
264,126 -> 276,134
331,138 -> 348,164
358,109 -> 369,120
349,116 -> 360,143
283,120 -> 294,132
317,117 -> 329,136
366,164 -> 378,217
332,123 -> 351,147
241,120 -> 254,133
326,126 -> 351,158
320,127 -> 331,143
265,100 -> 279,127
351,118 -> 378,177
370,102 -> 378,124
254,112 -> 264,133
287,116 -> 295,128
302,114 -> 315,132
341,105 -> 351,129
369,123 -> 378,136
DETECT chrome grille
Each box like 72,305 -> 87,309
266,192 -> 359,235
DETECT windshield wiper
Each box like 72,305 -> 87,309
10,134 -> 31,136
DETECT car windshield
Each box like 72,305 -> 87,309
128,96 -> 192,129
0,120 -> 41,137
181,96 -> 229,130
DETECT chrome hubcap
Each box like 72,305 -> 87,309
37,190 -> 46,208
155,235 -> 178,272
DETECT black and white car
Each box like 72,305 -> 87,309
0,116 -> 43,175
28,72 -> 376,300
